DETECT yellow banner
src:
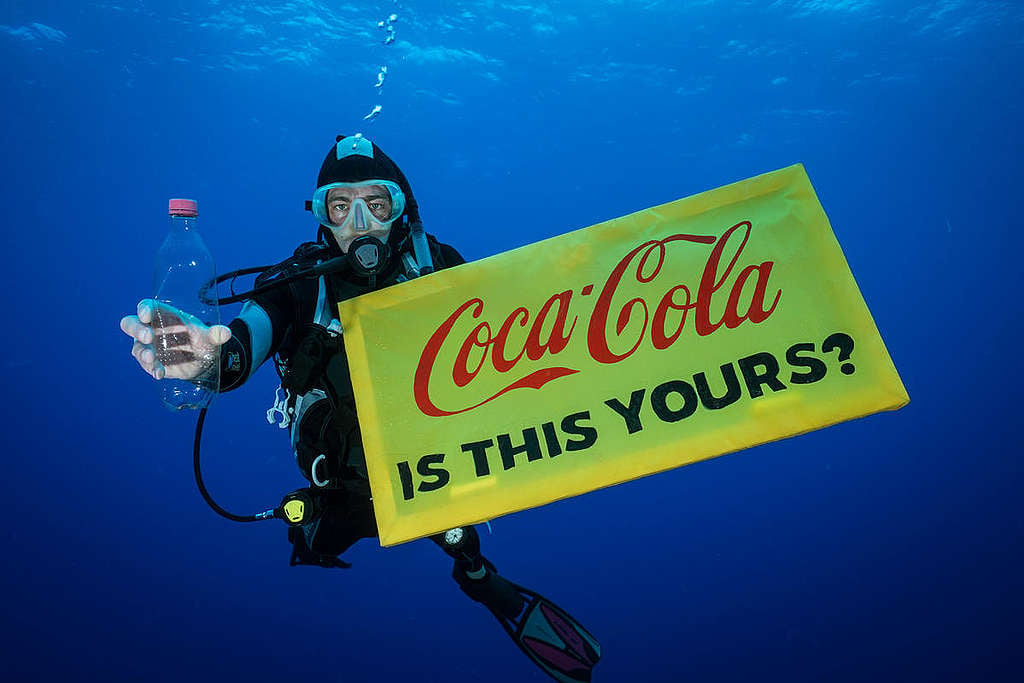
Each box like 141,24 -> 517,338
339,164 -> 909,546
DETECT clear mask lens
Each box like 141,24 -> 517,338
311,180 -> 405,230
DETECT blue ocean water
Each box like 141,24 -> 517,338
2,1 -> 1021,681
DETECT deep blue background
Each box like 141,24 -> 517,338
2,1 -> 1021,681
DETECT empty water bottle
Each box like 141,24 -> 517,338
152,198 -> 220,411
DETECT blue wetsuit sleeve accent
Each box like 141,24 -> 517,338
239,300 -> 273,374
218,289 -> 297,392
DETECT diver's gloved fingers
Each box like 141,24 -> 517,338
121,299 -> 170,344
137,299 -> 232,347
137,299 -> 196,329
123,300 -> 229,380
131,339 -> 164,379
207,324 -> 232,346
120,314 -> 152,344
138,298 -> 193,327
135,298 -> 158,325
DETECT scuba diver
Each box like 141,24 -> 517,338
119,135 -> 601,682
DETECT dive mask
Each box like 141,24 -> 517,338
311,179 -> 405,231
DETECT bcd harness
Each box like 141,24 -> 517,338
265,228 -> 440,496
190,222 -> 439,539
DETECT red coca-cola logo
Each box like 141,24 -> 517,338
413,221 -> 782,417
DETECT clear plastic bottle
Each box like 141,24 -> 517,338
152,198 -> 220,411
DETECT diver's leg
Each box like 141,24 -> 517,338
431,527 -> 603,682
430,526 -> 525,618
430,525 -> 482,570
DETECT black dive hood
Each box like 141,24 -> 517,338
306,133 -> 423,225
202,135 -> 430,306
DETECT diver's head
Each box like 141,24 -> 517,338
308,134 -> 419,254
319,180 -> 401,253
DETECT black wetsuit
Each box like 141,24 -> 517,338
217,225 -> 464,565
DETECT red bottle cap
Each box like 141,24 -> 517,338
168,198 -> 198,217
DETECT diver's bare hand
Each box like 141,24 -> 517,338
120,299 -> 232,381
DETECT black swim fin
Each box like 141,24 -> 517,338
456,562 -> 602,682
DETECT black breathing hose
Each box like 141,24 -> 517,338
193,407 -> 277,523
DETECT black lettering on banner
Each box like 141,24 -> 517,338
605,389 -> 646,434
822,332 -> 856,375
397,460 -> 415,501
449,409 -> 598,488
541,421 -> 563,457
601,334 -> 859,437
397,453 -> 450,501
396,335 -> 860,505
417,453 -> 450,493
737,352 -> 786,398
787,342 -> 827,384
693,362 -> 742,409
462,439 -> 495,477
650,380 -> 699,422
498,428 -> 544,471
562,411 -> 598,451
